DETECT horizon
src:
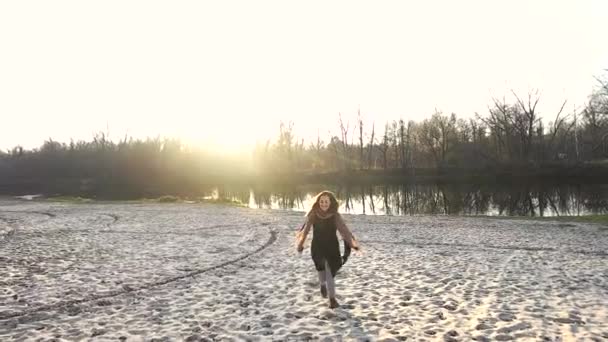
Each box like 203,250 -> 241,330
2,0 -> 607,153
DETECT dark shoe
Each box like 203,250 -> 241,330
320,284 -> 327,298
329,297 -> 339,309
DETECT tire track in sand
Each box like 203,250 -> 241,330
361,239 -> 608,257
100,213 -> 119,230
40,222 -> 262,236
0,212 -> 117,241
0,211 -> 55,243
0,210 -> 56,218
0,226 -> 277,321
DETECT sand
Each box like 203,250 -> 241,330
1,198 -> 607,341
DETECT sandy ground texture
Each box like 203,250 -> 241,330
1,198 -> 607,341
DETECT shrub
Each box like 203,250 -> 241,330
158,195 -> 180,203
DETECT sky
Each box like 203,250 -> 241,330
1,0 -> 607,153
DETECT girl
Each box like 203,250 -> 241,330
296,190 -> 359,308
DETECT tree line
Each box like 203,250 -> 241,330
0,134 -> 245,198
254,78 -> 608,175
1,73 -> 607,198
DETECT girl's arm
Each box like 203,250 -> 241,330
295,215 -> 313,251
342,239 -> 352,263
335,214 -> 360,250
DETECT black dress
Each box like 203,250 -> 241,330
311,216 -> 343,277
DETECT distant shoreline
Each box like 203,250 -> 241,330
1,164 -> 607,199
261,164 -> 608,185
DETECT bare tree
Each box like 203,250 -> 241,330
546,100 -> 575,160
338,113 -> 351,170
358,109 -> 364,170
483,94 -> 534,162
398,119 -> 406,169
512,90 -> 541,162
379,123 -> 390,170
309,130 -> 325,169
405,121 -> 415,169
484,97 -> 513,160
390,121 -> 399,168
418,111 -> 456,166
367,122 -> 375,169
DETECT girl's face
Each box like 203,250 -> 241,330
318,195 -> 331,212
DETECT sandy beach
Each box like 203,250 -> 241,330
1,198 -> 607,341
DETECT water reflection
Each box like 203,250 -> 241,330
213,183 -> 608,216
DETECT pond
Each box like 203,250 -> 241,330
211,183 -> 608,216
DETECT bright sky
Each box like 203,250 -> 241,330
1,0 -> 607,152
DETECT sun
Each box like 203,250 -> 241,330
174,112 -> 279,154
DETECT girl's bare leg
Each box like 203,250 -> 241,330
324,260 -> 339,308
318,270 -> 327,298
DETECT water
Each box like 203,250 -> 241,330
212,183 -> 608,216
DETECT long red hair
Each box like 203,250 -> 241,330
306,190 -> 339,221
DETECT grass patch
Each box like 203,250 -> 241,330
45,196 -> 94,203
151,196 -> 245,206
127,196 -> 246,207
157,195 -> 180,203
539,215 -> 608,226
481,214 -> 608,226
197,197 -> 246,207
43,195 -> 247,207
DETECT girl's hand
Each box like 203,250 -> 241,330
296,244 -> 304,253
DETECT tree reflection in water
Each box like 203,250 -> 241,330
212,183 -> 608,216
